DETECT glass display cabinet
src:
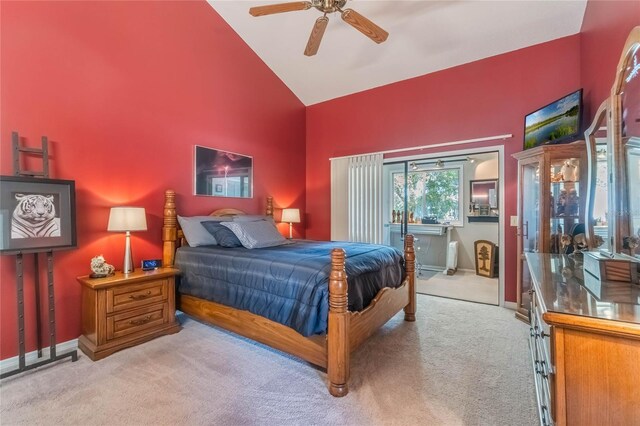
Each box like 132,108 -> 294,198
512,141 -> 587,321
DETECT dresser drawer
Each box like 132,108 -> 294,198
106,303 -> 168,341
106,279 -> 168,313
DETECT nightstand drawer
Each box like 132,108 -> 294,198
106,279 -> 167,313
106,303 -> 167,341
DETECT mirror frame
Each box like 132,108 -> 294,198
469,179 -> 498,210
584,99 -> 610,251
610,26 -> 640,255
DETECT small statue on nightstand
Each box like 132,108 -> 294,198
90,255 -> 115,278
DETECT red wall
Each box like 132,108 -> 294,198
306,35 -> 583,302
0,1 -> 305,359
580,0 -> 640,116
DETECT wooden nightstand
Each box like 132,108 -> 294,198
77,268 -> 181,360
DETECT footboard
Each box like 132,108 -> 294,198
327,234 -> 415,397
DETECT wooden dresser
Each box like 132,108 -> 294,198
526,253 -> 640,425
77,268 -> 181,360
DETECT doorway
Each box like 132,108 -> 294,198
383,150 -> 501,305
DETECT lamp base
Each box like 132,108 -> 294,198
123,231 -> 134,274
288,222 -> 293,239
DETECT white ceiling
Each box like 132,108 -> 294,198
208,1 -> 587,106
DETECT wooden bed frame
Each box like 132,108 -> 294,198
161,189 -> 416,397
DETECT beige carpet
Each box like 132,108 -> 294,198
0,295 -> 536,425
417,270 -> 499,305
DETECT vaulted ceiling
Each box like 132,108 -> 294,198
209,1 -> 587,105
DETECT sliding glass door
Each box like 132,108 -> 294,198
384,160 -> 463,271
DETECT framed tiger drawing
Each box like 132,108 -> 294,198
0,176 -> 77,254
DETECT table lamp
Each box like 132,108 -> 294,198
281,208 -> 300,239
108,207 -> 147,273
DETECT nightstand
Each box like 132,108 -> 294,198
77,268 -> 181,360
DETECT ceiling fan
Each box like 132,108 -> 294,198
249,0 -> 389,57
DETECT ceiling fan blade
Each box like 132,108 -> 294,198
304,16 -> 329,56
249,1 -> 312,17
341,8 -> 388,44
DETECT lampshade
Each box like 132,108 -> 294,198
281,208 -> 300,224
107,207 -> 148,232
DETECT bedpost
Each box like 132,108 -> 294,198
403,234 -> 416,322
163,190 -> 178,267
328,248 -> 349,397
266,196 -> 273,217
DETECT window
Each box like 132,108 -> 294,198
392,166 -> 463,224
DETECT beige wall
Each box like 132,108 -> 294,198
454,151 -> 500,270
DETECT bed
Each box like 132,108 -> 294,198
161,189 -> 416,397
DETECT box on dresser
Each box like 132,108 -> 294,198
583,271 -> 638,302
583,251 -> 639,283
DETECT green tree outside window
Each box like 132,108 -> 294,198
392,168 -> 461,223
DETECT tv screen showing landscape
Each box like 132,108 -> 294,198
524,89 -> 582,150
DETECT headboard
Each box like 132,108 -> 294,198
162,189 -> 274,267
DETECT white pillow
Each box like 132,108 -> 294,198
177,215 -> 230,246
220,221 -> 289,249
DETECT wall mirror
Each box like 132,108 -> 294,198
584,100 -> 610,251
470,179 -> 498,209
611,27 -> 640,257
194,146 -> 253,198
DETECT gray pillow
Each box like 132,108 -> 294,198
177,215 -> 231,247
201,221 -> 243,248
221,221 -> 289,249
232,215 -> 275,223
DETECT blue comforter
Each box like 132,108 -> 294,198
175,240 -> 404,336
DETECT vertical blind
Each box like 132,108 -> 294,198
348,153 -> 383,243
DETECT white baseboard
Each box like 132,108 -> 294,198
503,301 -> 517,310
0,339 -> 78,375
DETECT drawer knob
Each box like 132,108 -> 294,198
539,330 -> 549,340
129,315 -> 152,325
129,291 -> 152,300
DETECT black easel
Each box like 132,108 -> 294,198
1,132 -> 78,380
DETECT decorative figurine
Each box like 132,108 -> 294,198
560,160 -> 578,182
551,171 -> 564,182
90,255 -> 115,278
556,189 -> 567,216
560,234 -> 572,254
623,235 -> 639,255
567,188 -> 579,215
592,234 -> 605,248
571,233 -> 588,259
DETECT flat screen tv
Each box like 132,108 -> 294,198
524,89 -> 583,150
